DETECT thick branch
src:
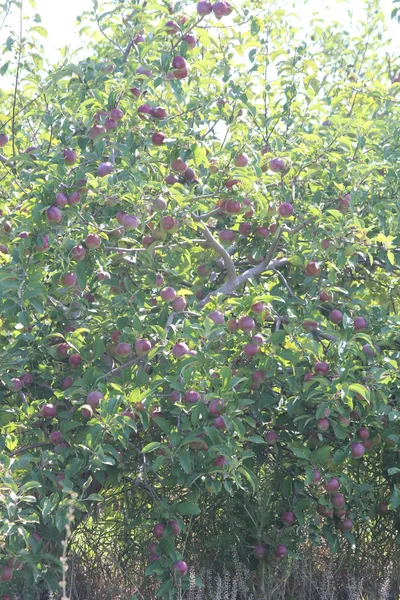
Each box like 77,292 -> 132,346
200,221 -> 237,284
106,357 -> 139,379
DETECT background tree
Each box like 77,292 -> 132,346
1,0 -> 400,598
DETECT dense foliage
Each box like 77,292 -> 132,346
1,0 -> 400,597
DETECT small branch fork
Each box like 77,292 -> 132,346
198,219 -> 312,308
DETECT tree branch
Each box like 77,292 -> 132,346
199,221 -> 237,284
9,442 -> 51,457
106,357 -> 139,379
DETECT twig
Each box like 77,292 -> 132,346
105,357 -> 139,379
273,268 -> 299,300
165,311 -> 176,334
121,40 -> 134,64
200,221 -> 237,283
192,207 -> 221,222
9,441 -> 51,456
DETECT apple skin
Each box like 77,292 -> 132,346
86,234 -> 101,248
153,523 -> 165,538
208,399 -> 225,416
173,560 -> 188,577
351,442 -> 365,458
269,157 -> 285,172
197,1 -> 213,15
281,511 -> 295,526
64,149 -> 77,165
329,309 -> 343,324
306,261 -> 320,276
151,132 -> 166,145
171,296 -> 187,311
161,287 -> 177,302
265,430 -> 279,444
213,455 -> 227,467
212,1 -> 228,17
47,206 -> 63,224
253,544 -> 267,559
50,431 -> 63,445
135,338 -> 152,355
317,418 -> 329,431
354,317 -> 368,331
234,152 -> 249,167
337,518 -> 353,532
172,342 -> 190,358
314,361 -> 329,376
331,493 -> 345,509
324,478 -> 340,492
116,342 -> 131,356
41,404 -> 56,418
183,33 -> 197,49
238,316 -> 255,331
0,133 -> 9,147
275,544 -> 288,559
97,162 -> 113,177
377,501 -> 389,515
0,565 -> 13,582
278,202 -> 294,217
171,159 -> 188,173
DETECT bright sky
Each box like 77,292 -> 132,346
1,0 -> 399,65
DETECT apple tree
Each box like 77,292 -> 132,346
1,0 -> 400,597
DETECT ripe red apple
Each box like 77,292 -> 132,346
212,1 -> 228,17
303,320 -> 318,331
50,431 -> 63,445
61,273 -> 77,287
281,511 -> 295,526
184,390 -> 201,404
0,133 -> 9,147
275,545 -> 288,559
219,229 -> 235,243
354,317 -> 367,331
239,222 -> 252,236
338,518 -> 353,532
62,376 -> 73,390
21,372 -> 33,386
278,202 -> 293,217
171,159 -> 188,173
98,162 -> 113,177
243,343 -> 259,357
213,455 -> 227,467
122,214 -> 140,230
269,158 -> 285,172
362,344 -> 376,357
319,291 -> 333,302
47,206 -> 63,224
110,107 -> 124,121
172,342 -> 189,358
238,316 -> 255,331
183,33 -> 197,49
234,152 -> 249,167
104,118 -> 118,131
339,194 -> 351,214
138,104 -> 153,118
329,309 -> 343,324
214,416 -> 226,430
351,441 -> 365,458
253,545 -> 266,559
165,174 -> 179,185
224,199 -> 241,214
87,391 -> 103,408
0,244 -> 8,254
358,427 -> 370,440
170,390 -> 182,403
324,477 -> 340,493
135,338 -> 151,355
71,245 -> 86,261
252,370 -> 265,383
116,342 -> 131,356
172,56 -> 187,70
41,404 -> 56,418
57,343 -> 70,358
173,560 -> 188,577
312,469 -> 321,484
55,192 -> 68,208
69,353 -> 82,367
153,523 -> 165,538
197,0 -> 212,14
265,430 -> 279,445
306,261 -> 320,276
161,287 -> 177,302
208,310 -> 224,324
89,124 -> 106,139
317,418 -> 329,431
252,334 -> 264,346
209,399 -> 225,416
151,132 -> 166,145
161,216 -> 175,231
86,234 -> 101,249
168,520 -> 180,535
1,565 -> 13,582
64,149 -> 77,165
165,20 -> 180,34
338,415 -> 350,427
331,493 -> 345,509
171,296 -> 186,311
314,361 -> 329,376
152,106 -> 167,119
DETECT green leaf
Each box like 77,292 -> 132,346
142,442 -> 161,453
177,450 -> 192,474
30,25 -> 48,38
177,501 -> 201,515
